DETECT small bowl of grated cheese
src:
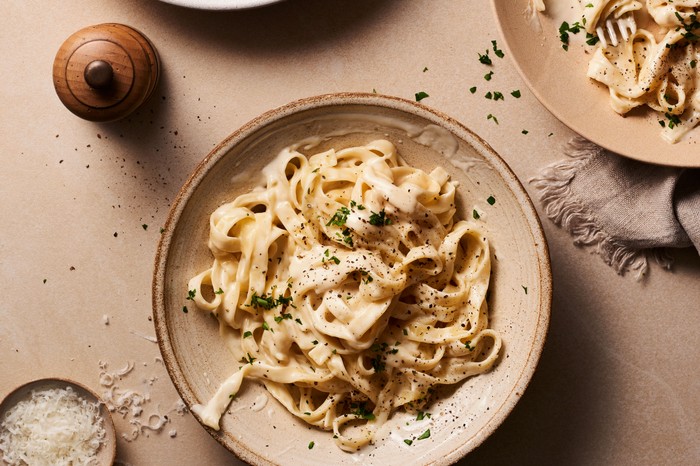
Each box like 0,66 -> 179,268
0,378 -> 117,466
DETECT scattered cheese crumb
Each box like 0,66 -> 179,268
97,361 -> 188,443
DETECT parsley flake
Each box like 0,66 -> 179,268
327,207 -> 350,227
369,209 -> 392,226
478,51 -> 492,65
415,91 -> 429,102
492,40 -> 504,58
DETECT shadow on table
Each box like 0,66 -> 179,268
461,252 -> 618,465
85,0 -> 400,197
139,0 -> 398,52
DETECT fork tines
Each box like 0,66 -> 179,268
596,14 -> 637,48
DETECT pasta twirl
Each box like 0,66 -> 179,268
188,140 -> 501,451
539,1 -> 700,143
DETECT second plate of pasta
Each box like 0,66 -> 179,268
153,93 -> 551,465
492,0 -> 700,167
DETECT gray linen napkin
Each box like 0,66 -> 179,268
530,137 -> 700,279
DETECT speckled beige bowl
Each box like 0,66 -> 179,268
153,93 -> 551,465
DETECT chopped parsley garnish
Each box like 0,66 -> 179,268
262,321 -> 271,331
142,224 -> 148,230
340,228 -> 354,247
485,91 -> 493,99
186,289 -> 196,300
511,89 -> 521,98
352,404 -> 376,420
308,441 -> 315,449
423,66 -> 429,72
664,112 -> 682,129
492,40 -> 504,58
522,285 -> 528,294
585,33 -> 599,46
242,353 -> 256,365
415,91 -> 429,101
559,21 -> 584,51
350,200 -> 365,210
478,51 -> 492,65
323,249 -> 341,264
215,288 -> 224,294
493,91 -> 504,101
417,429 -> 431,440
274,313 -> 293,323
182,306 -> 188,313
465,340 -> 473,351
370,355 -> 386,372
472,209 -> 481,220
243,331 -> 253,338
404,439 -> 413,446
484,71 -> 494,81
522,129 -> 529,134
487,113 -> 499,124
357,268 -> 375,284
249,291 -> 290,310
327,207 -> 350,227
369,209 -> 392,226
469,86 -> 477,94
487,195 -> 496,205
416,411 -> 431,421
675,11 -> 700,42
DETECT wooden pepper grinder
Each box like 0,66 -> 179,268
53,23 -> 160,122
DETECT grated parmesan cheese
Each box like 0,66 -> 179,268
0,386 -> 106,466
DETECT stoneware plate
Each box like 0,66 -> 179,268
153,93 -> 551,465
492,0 -> 700,168
0,378 -> 117,466
156,0 -> 282,10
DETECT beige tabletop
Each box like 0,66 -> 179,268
2,1 -> 699,465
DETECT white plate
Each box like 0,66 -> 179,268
492,0 -> 700,167
157,0 -> 282,10
153,93 -> 551,465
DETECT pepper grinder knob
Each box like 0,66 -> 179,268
53,23 -> 160,122
84,60 -> 114,90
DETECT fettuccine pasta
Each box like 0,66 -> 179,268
538,1 -> 700,143
188,140 -> 500,451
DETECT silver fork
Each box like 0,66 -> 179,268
596,13 -> 637,48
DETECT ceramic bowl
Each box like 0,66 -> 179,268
153,93 -> 551,465
0,378 -> 117,465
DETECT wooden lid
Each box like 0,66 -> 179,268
53,23 -> 160,122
